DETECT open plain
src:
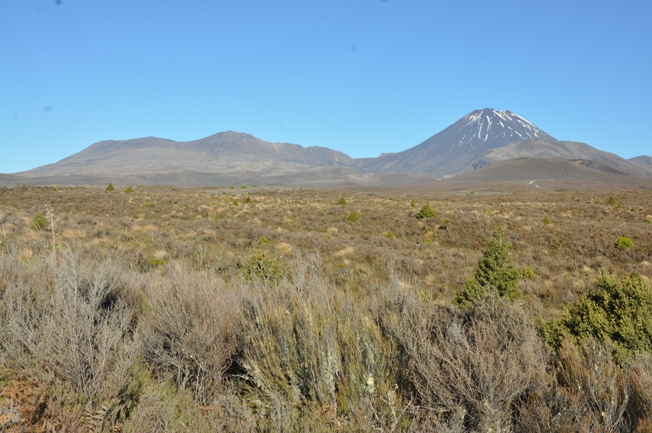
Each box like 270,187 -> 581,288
1,180 -> 652,432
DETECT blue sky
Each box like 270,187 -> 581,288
1,0 -> 651,173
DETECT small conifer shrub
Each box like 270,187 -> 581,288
410,200 -> 416,208
337,197 -> 347,206
347,211 -> 359,223
124,186 -> 134,193
232,199 -> 239,207
645,217 -> 652,224
424,237 -> 433,244
615,236 -> 633,250
454,229 -> 522,310
543,271 -> 652,362
542,216 -> 552,224
243,251 -> 283,286
31,213 -> 48,231
105,182 -> 115,191
245,196 -> 253,204
260,236 -> 270,244
385,231 -> 395,239
607,196 -> 617,206
241,184 -> 246,189
416,203 -> 436,219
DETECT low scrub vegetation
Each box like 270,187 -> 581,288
1,184 -> 651,431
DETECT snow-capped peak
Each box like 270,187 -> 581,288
453,108 -> 552,146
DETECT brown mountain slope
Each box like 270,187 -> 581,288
471,139 -> 652,176
21,131 -> 357,178
449,157 -> 629,183
629,155 -> 652,166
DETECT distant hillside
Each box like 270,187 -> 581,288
12,131 -> 434,187
471,139 -> 652,176
450,157 -> 629,183
22,131 -> 357,178
629,155 -> 652,167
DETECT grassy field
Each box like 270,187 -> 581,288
1,183 -> 652,432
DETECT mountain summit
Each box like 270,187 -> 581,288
452,109 -> 553,146
8,108 -> 650,187
360,108 -> 555,178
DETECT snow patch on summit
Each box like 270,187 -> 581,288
456,109 -> 549,146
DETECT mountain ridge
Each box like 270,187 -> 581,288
7,109 -> 651,186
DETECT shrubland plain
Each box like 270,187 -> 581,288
1,182 -> 652,432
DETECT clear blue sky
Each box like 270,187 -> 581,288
1,0 -> 651,173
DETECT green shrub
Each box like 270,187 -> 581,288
424,237 -> 433,244
347,211 -> 359,223
260,236 -> 270,244
124,186 -> 134,194
105,182 -> 115,191
416,204 -> 435,219
232,199 -> 239,207
31,213 -> 47,231
241,184 -> 246,189
645,217 -> 651,224
615,236 -> 633,250
542,216 -> 552,224
245,196 -> 253,204
410,200 -> 416,208
454,229 -> 522,310
607,196 -> 617,206
242,251 -> 283,286
337,197 -> 347,206
543,271 -> 652,363
385,231 -> 395,239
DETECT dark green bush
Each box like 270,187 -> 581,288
31,213 -> 48,230
454,229 -> 522,310
607,196 -> 617,206
337,197 -> 347,206
105,182 -> 115,191
542,216 -> 552,225
124,186 -> 134,194
242,251 -> 283,286
245,196 -> 253,204
416,204 -> 435,219
347,211 -> 359,223
615,236 -> 633,250
543,271 -> 652,363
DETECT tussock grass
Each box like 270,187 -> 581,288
1,184 -> 652,431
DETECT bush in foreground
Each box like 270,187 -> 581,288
385,292 -> 547,431
543,270 -> 652,363
454,229 -> 522,310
